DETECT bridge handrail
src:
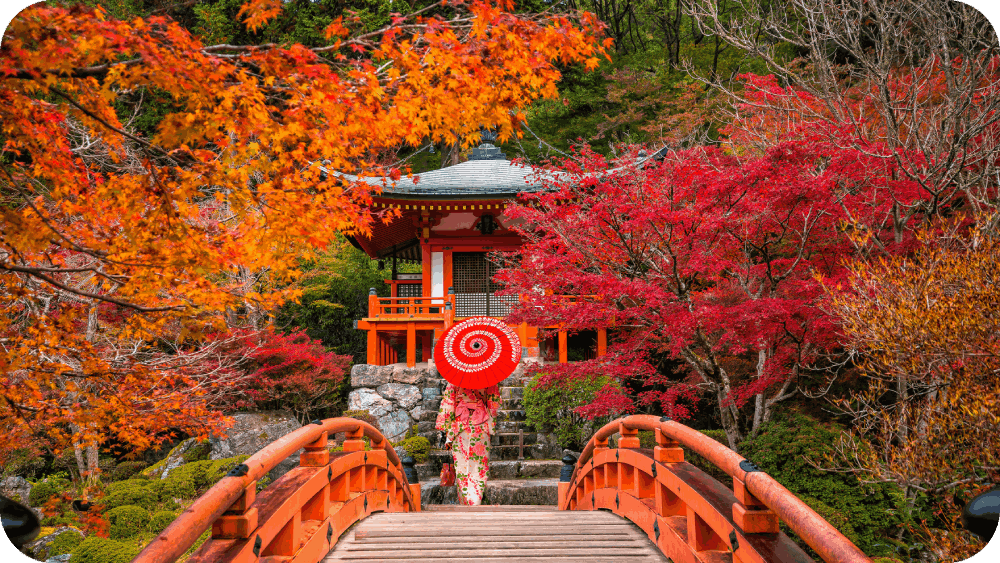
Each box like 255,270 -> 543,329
573,414 -> 869,563
133,417 -> 408,563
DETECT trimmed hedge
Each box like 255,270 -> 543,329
107,505 -> 150,539
102,479 -> 162,510
149,510 -> 178,534
69,537 -> 140,563
47,529 -> 84,558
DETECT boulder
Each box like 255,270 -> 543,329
0,476 -> 32,504
421,387 -> 441,402
26,526 -> 84,561
392,366 -> 427,385
46,555 -> 72,563
147,438 -> 202,479
350,364 -> 390,388
207,412 -> 302,482
377,383 -> 421,409
377,410 -> 413,442
347,388 -> 393,417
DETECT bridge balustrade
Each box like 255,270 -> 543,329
132,418 -> 419,563
558,414 -> 873,563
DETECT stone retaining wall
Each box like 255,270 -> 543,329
347,363 -> 446,444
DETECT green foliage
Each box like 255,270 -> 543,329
48,530 -> 84,557
103,479 -> 163,510
110,461 -> 148,481
29,477 -> 71,506
2,447 -> 48,480
69,536 -> 140,563
158,455 -> 249,500
148,510 -> 178,534
399,436 -> 431,463
107,505 -> 150,539
738,413 -> 902,556
523,373 -> 618,451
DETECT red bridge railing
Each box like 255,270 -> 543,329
132,418 -> 419,563
558,415 -> 872,563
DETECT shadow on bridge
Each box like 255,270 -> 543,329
131,415 -> 871,563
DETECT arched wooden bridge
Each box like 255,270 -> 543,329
131,416 -> 872,563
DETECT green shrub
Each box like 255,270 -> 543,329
41,515 -> 77,527
48,530 -> 84,557
107,505 -> 150,539
398,436 -> 431,463
523,372 -> 620,451
102,479 -> 162,509
110,461 -> 148,481
158,455 -> 250,500
148,510 -> 178,534
738,413 -> 901,556
29,477 -> 71,506
69,537 -> 140,563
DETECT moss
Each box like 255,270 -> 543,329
102,479 -> 162,509
107,505 -> 151,539
69,537 -> 140,563
41,516 -> 77,527
148,510 -> 178,534
342,409 -> 380,431
48,530 -> 84,557
398,436 -> 431,463
29,477 -> 71,506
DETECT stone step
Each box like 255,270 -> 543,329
497,409 -> 526,422
419,478 -> 559,509
501,398 -> 523,410
415,459 -> 562,482
500,387 -> 523,399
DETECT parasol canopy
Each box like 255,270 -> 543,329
434,317 -> 522,389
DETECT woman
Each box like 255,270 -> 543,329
435,382 -> 501,505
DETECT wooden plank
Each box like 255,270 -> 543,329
346,541 -> 647,550
350,534 -> 632,544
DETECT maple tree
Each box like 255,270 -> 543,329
498,134 -> 922,448
0,0 -> 608,467
241,329 -> 352,424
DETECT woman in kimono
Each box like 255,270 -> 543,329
435,382 -> 501,505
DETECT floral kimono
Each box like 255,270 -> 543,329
435,383 -> 501,505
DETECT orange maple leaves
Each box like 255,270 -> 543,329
0,1 -> 607,457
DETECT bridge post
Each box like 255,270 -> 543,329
557,454 -> 576,509
733,475 -> 779,534
618,422 -> 640,449
210,482 -> 258,539
344,427 -> 366,452
301,431 -> 330,467
653,428 -> 683,463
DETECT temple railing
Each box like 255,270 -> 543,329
367,295 -> 454,320
132,418 -> 419,563
558,415 -> 872,563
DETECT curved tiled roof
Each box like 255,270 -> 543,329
321,142 -> 663,200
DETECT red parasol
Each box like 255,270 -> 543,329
434,317 -> 522,389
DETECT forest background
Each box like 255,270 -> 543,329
1,1 -> 999,562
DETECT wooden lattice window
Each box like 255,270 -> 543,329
452,252 -> 514,317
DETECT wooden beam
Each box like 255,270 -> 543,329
406,322 -> 416,368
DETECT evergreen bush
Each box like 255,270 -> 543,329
69,537 -> 140,563
738,413 -> 901,556
110,461 -> 148,481
107,505 -> 150,539
523,373 -> 619,451
47,530 -> 84,557
398,436 -> 431,463
102,479 -> 162,509
148,510 -> 178,534
342,410 -> 380,432
28,477 -> 71,507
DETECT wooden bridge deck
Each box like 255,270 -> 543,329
324,506 -> 669,562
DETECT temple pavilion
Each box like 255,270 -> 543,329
339,131 -> 609,368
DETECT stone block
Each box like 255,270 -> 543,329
421,387 -> 441,402
393,366 -> 427,385
419,410 -> 438,422
350,364 -> 391,388
489,461 -> 519,480
377,409 -> 413,442
417,421 -> 437,434
378,383 -> 421,409
347,388 -> 392,417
